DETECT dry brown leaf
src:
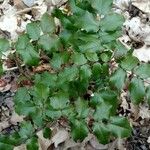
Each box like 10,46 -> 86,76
90,137 -> 108,150
13,0 -> 27,9
10,112 -> 24,125
51,129 -> 69,148
133,45 -> 150,62
139,103 -> 150,119
13,144 -> 26,150
132,0 -> 150,14
37,130 -> 52,150
0,121 -> 9,132
33,64 -> 53,73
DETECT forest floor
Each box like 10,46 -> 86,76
0,0 -> 150,149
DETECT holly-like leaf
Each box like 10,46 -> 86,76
40,13 -> 55,33
108,116 -> 131,138
0,62 -> 3,75
51,53 -> 63,69
110,68 -> 126,90
75,98 -> 89,118
146,86 -> 150,106
100,13 -> 124,31
38,34 -> 59,52
129,77 -> 145,104
50,92 -> 69,109
90,93 -> 104,107
31,109 -> 44,127
78,36 -> 102,53
121,55 -> 139,71
34,83 -> 49,100
16,34 -> 29,50
94,102 -> 112,121
92,63 -> 102,80
0,142 -> 13,150
70,119 -> 88,142
69,0 -> 85,15
99,90 -> 118,115
0,133 -> 21,150
15,101 -> 36,116
18,43 -> 39,66
72,52 -> 87,65
46,109 -> 62,119
34,72 -> 57,88
58,66 -> 79,84
26,136 -> 39,150
85,52 -> 98,62
0,38 -> 9,52
93,122 -> 110,144
26,22 -> 41,40
14,87 -> 31,103
134,64 -> 150,79
114,41 -> 128,58
99,30 -> 122,44
79,64 -> 92,80
100,53 -> 110,62
43,127 -> 52,139
19,122 -> 34,139
91,0 -> 113,15
75,11 -> 99,32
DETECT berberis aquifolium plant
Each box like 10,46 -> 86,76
1,0 -> 150,149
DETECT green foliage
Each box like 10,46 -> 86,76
3,0 -> 150,148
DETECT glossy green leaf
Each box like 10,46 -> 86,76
93,122 -> 110,144
75,11 -> 99,32
146,86 -> 150,106
46,109 -> 62,119
100,53 -> 110,62
90,93 -> 104,107
70,119 -> 88,142
99,90 -> 118,114
34,72 -> 57,88
0,38 -> 9,52
15,101 -> 36,116
129,77 -> 145,104
91,0 -> 113,15
121,55 -> 139,71
72,52 -> 87,65
18,43 -> 39,66
78,37 -> 102,53
34,83 -> 49,100
19,122 -> 34,139
27,22 -> 41,40
75,98 -> 89,118
114,41 -> 128,58
43,128 -> 52,139
39,34 -> 59,51
99,30 -> 122,43
92,63 -> 102,79
50,92 -> 69,109
16,34 -> 29,50
108,116 -> 131,138
134,64 -> 150,79
110,68 -> 126,90
100,13 -> 124,31
26,136 -> 39,150
94,102 -> 112,121
40,13 -> 55,33
58,66 -> 79,83
79,64 -> 92,80
14,87 -> 31,103
0,142 -> 14,150
85,52 -> 98,62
